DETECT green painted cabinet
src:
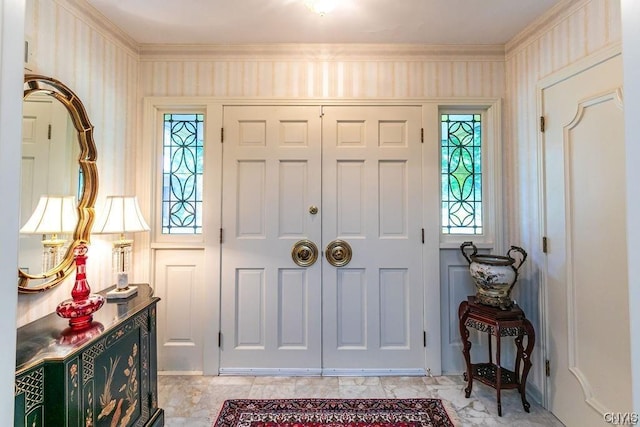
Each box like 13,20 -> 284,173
15,284 -> 164,426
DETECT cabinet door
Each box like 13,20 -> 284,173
16,294 -> 162,427
79,307 -> 155,427
14,366 -> 45,427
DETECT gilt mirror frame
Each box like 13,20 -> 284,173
18,74 -> 98,293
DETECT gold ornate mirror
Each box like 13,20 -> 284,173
18,74 -> 98,293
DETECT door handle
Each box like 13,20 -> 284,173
326,239 -> 352,267
291,240 -> 319,267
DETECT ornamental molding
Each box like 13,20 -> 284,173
505,0 -> 591,59
138,43 -> 505,62
465,319 -> 526,337
54,0 -> 139,55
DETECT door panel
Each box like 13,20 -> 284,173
321,106 -> 424,372
155,249 -> 205,372
542,54 -> 632,425
220,106 -> 322,373
439,248 -> 488,374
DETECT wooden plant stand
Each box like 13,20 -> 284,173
458,296 -> 535,416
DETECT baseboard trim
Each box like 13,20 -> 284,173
219,368 -> 323,376
321,369 -> 426,377
218,368 -> 427,376
158,370 -> 203,376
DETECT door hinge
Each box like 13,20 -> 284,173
545,359 -> 551,377
542,236 -> 548,254
47,124 -> 52,140
218,331 -> 222,347
221,127 -> 224,143
423,331 -> 427,347
421,228 -> 425,244
421,128 -> 424,143
540,116 -> 545,133
220,228 -> 223,244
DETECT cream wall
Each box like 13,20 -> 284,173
504,0 -> 622,398
17,0 -> 139,326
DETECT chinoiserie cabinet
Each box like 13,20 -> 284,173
15,284 -> 164,427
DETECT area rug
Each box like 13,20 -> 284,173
213,398 -> 458,427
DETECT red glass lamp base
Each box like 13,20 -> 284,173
56,294 -> 105,329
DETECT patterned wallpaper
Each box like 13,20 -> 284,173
138,52 -> 506,99
18,0 -> 139,326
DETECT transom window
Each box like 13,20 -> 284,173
161,113 -> 204,234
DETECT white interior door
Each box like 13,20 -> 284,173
20,95 -> 79,274
542,53 -> 632,425
321,106 -> 425,374
21,97 -> 53,219
20,97 -> 53,273
220,106 -> 323,374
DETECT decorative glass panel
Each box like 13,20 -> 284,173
162,113 -> 204,234
441,114 -> 482,235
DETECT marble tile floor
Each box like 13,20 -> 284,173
159,374 -> 565,426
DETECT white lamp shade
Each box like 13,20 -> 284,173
94,196 -> 150,234
20,195 -> 78,234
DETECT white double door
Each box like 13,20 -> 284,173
220,105 -> 427,374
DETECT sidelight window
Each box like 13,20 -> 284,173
161,113 -> 204,234
441,113 -> 483,235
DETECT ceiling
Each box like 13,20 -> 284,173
85,0 -> 562,45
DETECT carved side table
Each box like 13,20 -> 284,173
458,296 -> 535,416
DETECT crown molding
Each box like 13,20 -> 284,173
138,43 -> 505,62
55,0 -> 139,56
505,0 -> 590,58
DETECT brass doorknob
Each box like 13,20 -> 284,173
326,239 -> 352,267
291,240 -> 319,267
309,206 -> 318,215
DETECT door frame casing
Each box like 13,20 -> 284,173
536,42 -> 623,408
141,96 -> 503,376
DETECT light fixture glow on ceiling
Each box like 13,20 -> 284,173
304,0 -> 337,16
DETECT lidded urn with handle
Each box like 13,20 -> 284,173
460,241 -> 527,310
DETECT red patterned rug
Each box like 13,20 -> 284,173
213,398 -> 457,427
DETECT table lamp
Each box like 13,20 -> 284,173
93,196 -> 150,299
20,195 -> 78,272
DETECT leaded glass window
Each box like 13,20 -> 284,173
162,113 -> 204,234
441,113 -> 482,235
